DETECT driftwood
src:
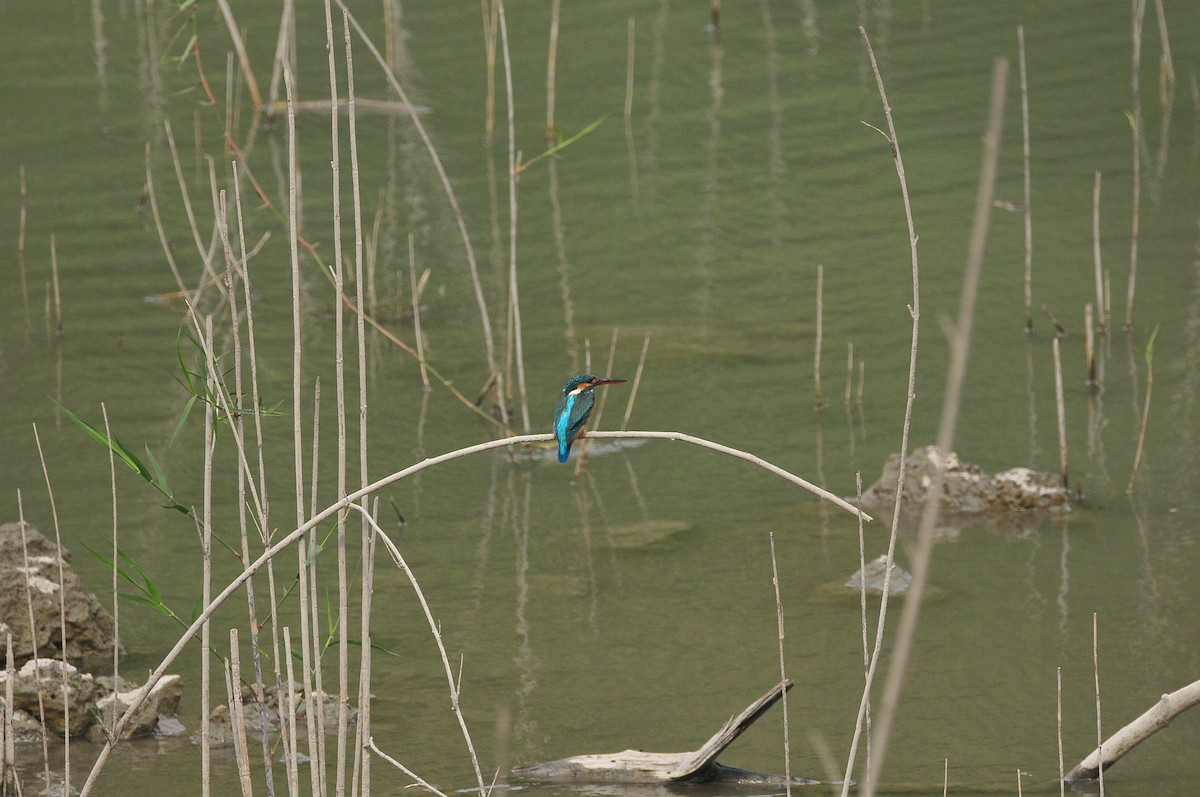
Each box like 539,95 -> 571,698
1065,678 -> 1200,782
513,681 -> 818,785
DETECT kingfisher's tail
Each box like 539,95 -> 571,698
557,443 -> 570,463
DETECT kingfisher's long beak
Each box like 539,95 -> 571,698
593,377 -> 628,387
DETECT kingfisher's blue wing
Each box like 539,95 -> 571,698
554,391 -> 596,462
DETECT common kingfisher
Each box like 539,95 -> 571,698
553,374 -> 628,463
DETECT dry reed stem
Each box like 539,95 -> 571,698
861,56 -> 1008,797
1094,613 -> 1104,796
282,59 -> 323,797
283,629 -> 301,797
367,737 -> 453,797
546,0 -> 561,139
482,0 -> 498,144
224,176 -> 279,797
1053,337 -> 1069,487
814,264 -> 824,410
498,0 -> 531,434
625,17 -> 636,123
575,329 -> 620,473
49,233 -> 62,335
345,13 -> 374,793
201,316 -> 216,797
228,633 -> 253,797
1126,0 -> 1146,331
323,5 -> 353,793
768,533 -> 792,796
17,164 -> 27,255
78,428 -> 867,793
145,143 -> 195,301
336,0 -> 500,397
15,494 -> 51,789
409,235 -> 431,388
1043,304 -> 1067,337
2,635 -> 13,794
101,403 -> 120,721
1092,172 -> 1105,330
1018,25 -> 1033,332
268,0 -> 294,110
854,472 -> 871,776
1086,304 -> 1096,385
32,422 -> 72,791
844,343 -> 854,406
620,334 -> 650,430
841,27 -> 924,794
1057,666 -> 1065,797
215,0 -> 263,110
164,120 -> 220,292
1126,327 -> 1156,493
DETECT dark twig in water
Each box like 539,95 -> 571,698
1043,305 -> 1067,337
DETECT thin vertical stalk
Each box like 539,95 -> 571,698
813,265 -> 824,410
1092,172 -> 1105,330
17,164 -> 27,255
1126,325 -> 1157,493
1053,337 -> 1069,488
337,1 -> 500,399
1086,304 -> 1096,385
624,17 -> 636,123
232,163 -> 281,797
2,635 -> 13,795
481,0 -> 498,145
409,235 -> 431,388
101,403 -> 120,725
1125,0 -> 1146,330
861,57 -> 1009,797
498,0 -> 530,433
283,630 -> 301,797
229,631 -> 253,797
841,27 -> 924,794
323,5 -> 350,795
16,493 -> 51,789
546,0 -> 561,139
620,334 -> 650,431
1057,666 -> 1065,797
343,12 -> 372,795
201,316 -> 216,797
50,233 -> 63,335
768,533 -> 791,797
1093,613 -> 1104,796
1018,26 -> 1033,333
33,423 -> 71,791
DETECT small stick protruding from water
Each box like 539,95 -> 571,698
408,234 -> 431,389
1085,304 -> 1097,386
1057,666 -> 1065,797
50,233 -> 63,336
1126,324 -> 1157,494
624,17 -> 636,124
1093,612 -> 1104,796
814,264 -> 824,411
1052,337 -> 1069,488
844,342 -> 854,406
18,164 -> 27,255
857,360 -> 865,404
546,0 -> 561,140
768,533 -> 792,797
1126,0 -> 1147,331
1092,171 -> 1106,331
710,0 -> 720,34
1018,25 -> 1033,333
620,333 -> 650,431
1042,304 -> 1066,337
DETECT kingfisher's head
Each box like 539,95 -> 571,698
563,374 -> 628,395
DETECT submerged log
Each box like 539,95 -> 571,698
513,680 -> 818,785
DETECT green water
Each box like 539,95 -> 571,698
2,1 -> 1199,795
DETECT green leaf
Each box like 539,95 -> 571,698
53,400 -> 153,482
